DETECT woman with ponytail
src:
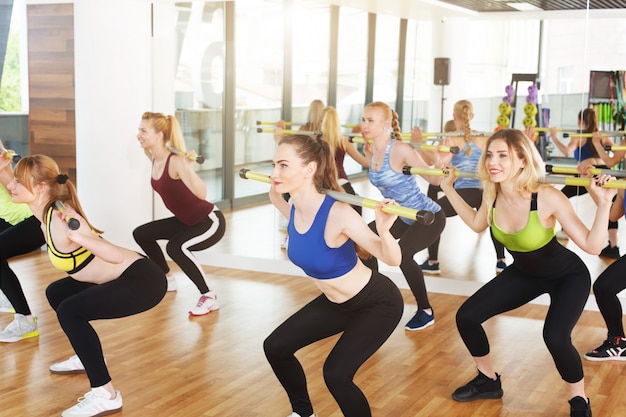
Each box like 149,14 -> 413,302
9,155 -> 167,417
412,99 -> 507,275
360,101 -> 446,331
134,112 -> 226,316
264,134 -> 403,417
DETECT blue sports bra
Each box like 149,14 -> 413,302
287,195 -> 358,279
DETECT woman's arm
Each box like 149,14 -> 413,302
609,189 -> 625,223
336,202 -> 401,266
591,132 -> 626,168
343,137 -> 369,168
543,177 -> 616,254
269,184 -> 290,220
550,127 -> 582,157
392,141 -> 442,186
439,167 -> 490,232
55,207 -> 126,264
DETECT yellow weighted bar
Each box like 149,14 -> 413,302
239,169 -> 435,224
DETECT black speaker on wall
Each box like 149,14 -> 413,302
434,57 -> 450,86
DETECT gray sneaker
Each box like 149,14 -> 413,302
0,314 -> 38,342
0,290 -> 15,313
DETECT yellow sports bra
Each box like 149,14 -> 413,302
46,206 -> 95,274
491,192 -> 556,253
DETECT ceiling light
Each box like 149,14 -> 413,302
506,2 -> 544,12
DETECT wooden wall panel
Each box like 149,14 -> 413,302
27,3 -> 76,184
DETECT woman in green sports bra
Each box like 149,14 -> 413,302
8,154 -> 167,417
440,128 -> 617,417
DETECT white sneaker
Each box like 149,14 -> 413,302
166,276 -> 177,292
50,355 -> 87,374
61,386 -> 122,417
0,290 -> 15,313
0,313 -> 38,342
188,292 -> 219,316
286,413 -> 317,417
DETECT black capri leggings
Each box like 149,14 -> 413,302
592,254 -> 626,338
263,271 -> 403,417
456,239 -> 590,383
133,210 -> 225,294
46,258 -> 167,387
362,209 -> 446,310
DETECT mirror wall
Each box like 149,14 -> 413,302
161,1 -> 626,280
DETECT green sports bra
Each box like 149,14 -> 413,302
45,206 -> 95,274
491,192 -> 556,253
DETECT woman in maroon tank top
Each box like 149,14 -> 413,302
134,112 -> 226,317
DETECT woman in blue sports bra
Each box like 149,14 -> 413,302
9,155 -> 167,417
264,134 -> 404,417
440,128 -> 616,417
359,101 -> 446,331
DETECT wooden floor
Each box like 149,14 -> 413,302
3,177 -> 626,417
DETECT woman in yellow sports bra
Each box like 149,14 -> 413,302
440,128 -> 617,417
8,155 -> 167,417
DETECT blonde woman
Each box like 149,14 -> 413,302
441,128 -> 615,417
134,112 -> 226,316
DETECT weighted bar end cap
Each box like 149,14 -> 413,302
402,166 -> 412,175
417,210 -> 435,225
239,168 -> 250,179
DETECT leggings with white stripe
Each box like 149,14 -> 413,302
133,210 -> 226,294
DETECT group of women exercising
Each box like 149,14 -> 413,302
0,101 -> 624,417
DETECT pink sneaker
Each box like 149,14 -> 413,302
188,292 -> 219,316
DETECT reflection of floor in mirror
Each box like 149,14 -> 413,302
202,176 -> 625,310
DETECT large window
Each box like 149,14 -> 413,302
291,3 -> 329,111
234,0 -> 284,199
173,2 -> 226,203
372,14 -> 399,108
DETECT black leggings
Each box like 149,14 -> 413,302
46,258 -> 167,387
426,185 -> 506,260
0,216 -> 46,315
263,271 -> 403,417
592,254 -> 626,338
133,210 -> 225,294
363,210 -> 446,309
456,239 -> 590,383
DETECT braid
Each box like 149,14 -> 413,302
391,110 -> 402,141
462,105 -> 472,156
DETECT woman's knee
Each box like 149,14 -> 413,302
263,333 -> 293,361
456,303 -> 481,330
323,361 -> 353,392
592,274 -> 614,297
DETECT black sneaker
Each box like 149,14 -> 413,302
419,260 -> 440,275
569,396 -> 592,417
584,336 -> 626,361
599,245 -> 620,259
451,370 -> 503,402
